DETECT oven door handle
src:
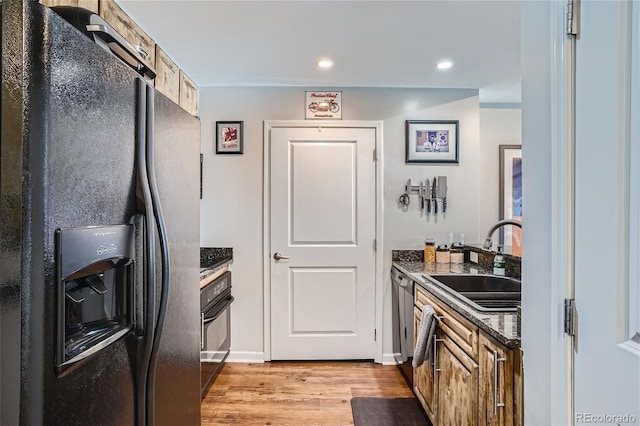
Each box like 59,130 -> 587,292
202,296 -> 234,324
200,313 -> 205,349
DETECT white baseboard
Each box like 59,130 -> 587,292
225,351 -> 401,365
381,352 -> 402,365
226,351 -> 265,363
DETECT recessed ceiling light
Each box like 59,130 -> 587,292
437,61 -> 453,70
317,59 -> 334,69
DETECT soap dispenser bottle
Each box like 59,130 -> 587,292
493,246 -> 506,276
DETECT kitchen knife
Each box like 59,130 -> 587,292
431,177 -> 438,214
438,176 -> 448,213
419,180 -> 424,210
425,178 -> 431,213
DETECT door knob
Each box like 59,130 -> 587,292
273,252 -> 290,261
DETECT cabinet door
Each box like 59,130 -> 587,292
413,306 -> 438,423
438,333 -> 479,426
155,46 -> 180,104
479,333 -> 514,426
179,70 -> 198,115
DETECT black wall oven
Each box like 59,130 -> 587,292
200,271 -> 233,397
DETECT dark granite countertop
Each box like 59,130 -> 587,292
199,258 -> 233,282
392,260 -> 521,349
200,247 -> 233,282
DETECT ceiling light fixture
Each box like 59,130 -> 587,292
437,61 -> 453,70
317,59 -> 334,69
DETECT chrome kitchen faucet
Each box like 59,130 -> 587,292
483,219 -> 523,250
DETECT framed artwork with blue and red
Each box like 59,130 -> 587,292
405,120 -> 459,164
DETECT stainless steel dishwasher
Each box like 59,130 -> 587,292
392,267 -> 414,387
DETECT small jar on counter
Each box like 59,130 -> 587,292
424,238 -> 436,263
436,244 -> 451,264
450,243 -> 464,264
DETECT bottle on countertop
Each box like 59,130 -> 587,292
424,238 -> 436,263
493,246 -> 506,276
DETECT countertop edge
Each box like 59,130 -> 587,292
199,257 -> 233,282
392,261 -> 521,349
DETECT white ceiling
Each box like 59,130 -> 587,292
117,0 -> 521,103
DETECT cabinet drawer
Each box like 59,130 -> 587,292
415,284 -> 478,359
99,0 -> 156,72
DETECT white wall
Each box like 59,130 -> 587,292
478,107 -> 523,241
199,86 -> 518,358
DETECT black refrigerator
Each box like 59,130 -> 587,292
0,1 -> 201,424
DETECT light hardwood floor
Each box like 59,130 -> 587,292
201,361 -> 414,425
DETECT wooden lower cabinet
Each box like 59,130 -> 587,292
413,285 -> 522,426
414,306 -> 438,420
438,332 -> 479,426
479,332 -> 514,426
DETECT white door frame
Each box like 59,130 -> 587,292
262,120 -> 384,363
544,1 -> 573,423
522,1 -> 573,423
549,1 -> 573,423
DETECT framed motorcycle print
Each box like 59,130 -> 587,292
216,121 -> 243,154
405,120 -> 459,163
305,91 -> 342,119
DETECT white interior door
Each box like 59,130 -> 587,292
574,1 -> 640,422
269,125 -> 377,360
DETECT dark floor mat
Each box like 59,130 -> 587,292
350,397 -> 431,426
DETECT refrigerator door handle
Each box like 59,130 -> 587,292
135,78 -> 155,426
145,84 -> 171,426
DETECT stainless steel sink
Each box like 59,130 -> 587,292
421,274 -> 521,312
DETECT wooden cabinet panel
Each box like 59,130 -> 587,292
41,0 -> 74,8
414,283 -> 431,309
155,46 -> 180,104
179,70 -> 198,116
99,0 -> 155,72
513,349 -> 523,426
438,333 -> 479,426
412,280 -> 523,426
415,285 -> 478,359
78,0 -> 98,12
413,306 -> 438,422
479,332 -> 515,426
40,0 -> 99,12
